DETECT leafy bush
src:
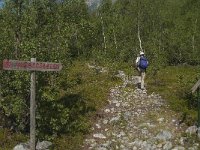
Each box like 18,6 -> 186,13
0,60 -> 121,148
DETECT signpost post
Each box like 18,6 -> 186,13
30,58 -> 36,150
3,58 -> 62,150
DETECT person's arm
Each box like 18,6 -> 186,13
135,57 -> 140,67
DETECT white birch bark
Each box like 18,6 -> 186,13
100,14 -> 107,52
137,11 -> 143,53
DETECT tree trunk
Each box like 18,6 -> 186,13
137,11 -> 143,53
100,14 -> 106,53
113,26 -> 118,51
14,0 -> 23,59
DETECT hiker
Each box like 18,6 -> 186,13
135,51 -> 148,89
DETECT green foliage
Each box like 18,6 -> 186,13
0,71 -> 30,131
0,0 -> 200,149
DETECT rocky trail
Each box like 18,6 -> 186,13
13,69 -> 200,150
82,71 -> 199,150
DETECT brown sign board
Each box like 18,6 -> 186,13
3,58 -> 62,150
3,59 -> 62,72
191,79 -> 200,94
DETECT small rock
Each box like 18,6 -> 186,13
128,142 -> 134,147
117,131 -> 125,138
132,146 -> 137,150
103,119 -> 108,124
157,143 -> 163,148
96,142 -> 110,150
157,117 -> 165,123
120,145 -> 125,149
85,139 -> 96,144
111,108 -> 115,112
110,116 -> 120,123
179,137 -> 187,145
194,143 -> 199,147
116,103 -> 120,107
163,141 -> 173,150
124,112 -> 131,120
93,133 -> 106,139
36,141 -> 53,150
185,126 -> 197,135
96,124 -> 101,129
133,139 -> 143,147
13,144 -> 29,150
172,119 -> 177,123
104,109 -> 110,113
188,147 -> 198,150
141,141 -> 149,149
172,146 -> 185,150
156,130 -> 172,141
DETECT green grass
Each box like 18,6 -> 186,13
0,128 -> 28,150
147,65 -> 200,125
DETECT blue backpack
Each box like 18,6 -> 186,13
139,56 -> 148,69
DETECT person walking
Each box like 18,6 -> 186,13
135,51 -> 148,90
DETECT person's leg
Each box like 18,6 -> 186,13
141,71 -> 145,89
137,68 -> 141,88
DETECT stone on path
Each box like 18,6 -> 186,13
156,130 -> 173,141
93,133 -> 106,139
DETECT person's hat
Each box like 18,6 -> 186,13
140,51 -> 144,55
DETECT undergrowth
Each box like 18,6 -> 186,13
0,128 -> 28,150
0,60 -> 121,149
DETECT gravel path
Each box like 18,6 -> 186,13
82,71 -> 199,150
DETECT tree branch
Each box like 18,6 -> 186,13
137,14 -> 143,52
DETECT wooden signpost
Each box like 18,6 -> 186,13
3,59 -> 62,71
3,58 -> 62,150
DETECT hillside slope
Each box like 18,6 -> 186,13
82,72 -> 199,150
